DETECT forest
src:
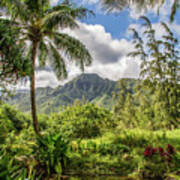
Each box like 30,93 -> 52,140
0,0 -> 180,179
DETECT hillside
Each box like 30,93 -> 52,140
8,73 -> 137,113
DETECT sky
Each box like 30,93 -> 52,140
17,0 -> 180,89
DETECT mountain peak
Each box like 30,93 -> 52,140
8,74 -> 137,113
76,73 -> 103,80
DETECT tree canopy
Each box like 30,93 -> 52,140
0,0 -> 93,135
100,0 -> 178,22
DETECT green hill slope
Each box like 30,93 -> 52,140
8,73 -> 137,113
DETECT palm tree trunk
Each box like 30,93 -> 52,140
30,41 -> 40,135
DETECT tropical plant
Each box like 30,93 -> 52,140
100,0 -> 164,12
50,103 -> 115,138
128,16 -> 180,128
1,0 -> 92,135
33,133 -> 69,178
100,0 -> 178,22
0,18 -> 30,101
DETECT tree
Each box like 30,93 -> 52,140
0,18 -> 29,101
128,17 -> 180,128
1,0 -> 92,135
100,0 -> 163,12
100,0 -> 178,22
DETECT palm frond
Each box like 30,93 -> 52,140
100,0 -> 128,12
43,3 -> 93,30
161,22 -> 173,36
42,8 -> 78,30
100,0 -> 165,12
170,0 -> 180,22
38,41 -> 49,67
48,42 -> 67,80
53,32 -> 92,71
25,44 -> 33,65
1,0 -> 29,22
140,16 -> 152,29
24,0 -> 50,18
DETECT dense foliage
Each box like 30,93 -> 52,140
0,100 -> 180,179
49,103 -> 115,138
1,0 -> 93,135
113,17 -> 180,130
0,1 -> 180,179
0,19 -> 30,100
2,19 -> 179,177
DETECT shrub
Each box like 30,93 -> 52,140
141,144 -> 179,179
50,104 -> 115,138
32,133 -> 70,179
0,104 -> 30,132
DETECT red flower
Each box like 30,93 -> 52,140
161,152 -> 171,161
161,152 -> 168,157
144,146 -> 154,157
159,147 -> 164,154
152,148 -> 157,154
167,144 -> 175,155
144,149 -> 150,157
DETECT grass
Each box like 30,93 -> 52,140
67,128 -> 180,179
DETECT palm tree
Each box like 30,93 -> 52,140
1,0 -> 92,135
100,0 -> 164,12
100,0 -> 178,22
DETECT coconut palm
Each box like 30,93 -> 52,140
1,0 -> 92,135
100,0 -> 164,12
100,0 -> 178,22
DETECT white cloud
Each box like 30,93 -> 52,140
50,0 -> 59,6
60,22 -> 139,81
63,22 -> 133,64
129,0 -> 173,21
17,22 -> 140,89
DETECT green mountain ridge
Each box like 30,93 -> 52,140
8,73 -> 137,113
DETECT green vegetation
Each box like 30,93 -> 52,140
0,102 -> 180,179
8,74 -> 136,113
50,103 -> 115,138
1,0 -> 92,135
1,15 -> 179,180
0,17 -> 30,100
100,0 -> 178,22
0,0 -> 179,179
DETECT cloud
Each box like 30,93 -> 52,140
17,22 -> 140,89
85,57 -> 140,80
64,22 -> 133,64
60,22 -> 139,81
50,0 -> 59,6
128,0 -> 173,21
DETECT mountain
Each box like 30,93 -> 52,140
8,73 -> 137,113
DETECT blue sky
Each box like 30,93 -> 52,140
80,4 -> 131,39
18,0 -> 180,89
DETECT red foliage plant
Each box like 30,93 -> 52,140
144,144 -> 175,161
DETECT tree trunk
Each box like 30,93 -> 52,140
30,41 -> 40,135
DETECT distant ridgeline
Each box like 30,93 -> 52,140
8,73 -> 138,113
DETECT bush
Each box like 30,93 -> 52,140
50,104 -> 115,138
0,104 -> 30,132
0,104 -> 31,144
32,133 -> 69,179
140,144 -> 180,179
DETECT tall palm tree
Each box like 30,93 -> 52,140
1,0 -> 92,135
